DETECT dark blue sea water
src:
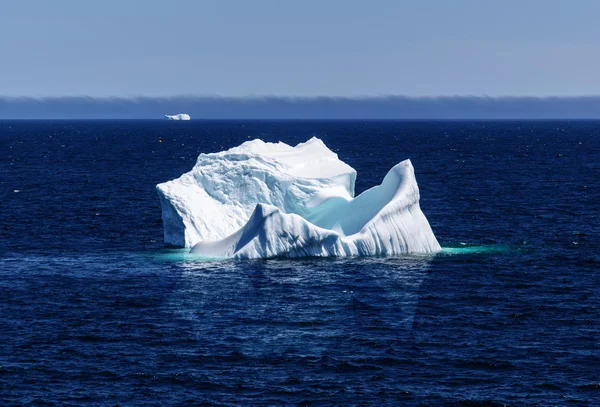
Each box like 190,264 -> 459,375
1,120 -> 599,406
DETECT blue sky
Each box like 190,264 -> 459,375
2,0 -> 599,97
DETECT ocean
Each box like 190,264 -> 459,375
1,120 -> 599,406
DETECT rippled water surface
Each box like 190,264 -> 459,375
1,120 -> 599,405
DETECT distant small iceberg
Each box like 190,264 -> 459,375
165,114 -> 191,121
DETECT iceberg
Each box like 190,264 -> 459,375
165,114 -> 191,120
156,137 -> 440,259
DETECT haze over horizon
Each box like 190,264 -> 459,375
2,95 -> 600,119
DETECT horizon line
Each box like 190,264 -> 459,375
3,95 -> 600,119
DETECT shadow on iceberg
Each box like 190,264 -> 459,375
157,137 -> 440,259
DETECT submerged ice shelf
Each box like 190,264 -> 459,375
156,137 -> 440,259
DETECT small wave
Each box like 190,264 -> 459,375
578,383 -> 600,392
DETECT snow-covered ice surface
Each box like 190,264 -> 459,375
156,137 -> 440,259
165,114 -> 191,120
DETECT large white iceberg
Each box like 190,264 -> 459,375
165,114 -> 191,120
156,137 -> 440,259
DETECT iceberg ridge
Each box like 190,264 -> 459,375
156,137 -> 440,258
